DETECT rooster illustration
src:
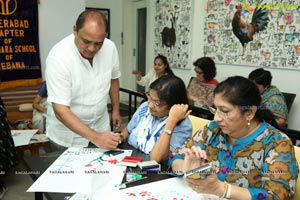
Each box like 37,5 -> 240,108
232,4 -> 269,56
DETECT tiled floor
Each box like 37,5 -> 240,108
3,151 -> 43,200
3,116 -> 129,200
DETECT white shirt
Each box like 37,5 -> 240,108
45,34 -> 121,147
136,69 -> 158,90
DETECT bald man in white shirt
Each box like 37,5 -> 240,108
46,9 -> 121,150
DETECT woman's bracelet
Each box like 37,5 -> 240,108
220,181 -> 231,199
220,181 -> 228,199
225,183 -> 231,199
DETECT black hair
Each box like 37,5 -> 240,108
193,57 -> 216,80
75,9 -> 107,32
214,76 -> 279,128
149,75 -> 188,108
248,68 -> 272,87
155,54 -> 174,75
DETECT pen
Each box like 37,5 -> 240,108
115,176 -> 148,189
123,176 -> 147,185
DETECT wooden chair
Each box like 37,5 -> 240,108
0,85 -> 40,123
292,146 -> 300,200
188,115 -> 210,136
282,92 -> 296,113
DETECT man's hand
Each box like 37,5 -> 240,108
91,132 -> 121,149
111,110 -> 122,130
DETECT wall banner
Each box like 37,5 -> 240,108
0,0 -> 42,89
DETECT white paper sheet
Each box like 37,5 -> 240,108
27,147 -> 131,193
90,177 -> 219,200
11,129 -> 38,147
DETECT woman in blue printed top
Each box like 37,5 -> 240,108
169,76 -> 298,200
120,75 -> 192,163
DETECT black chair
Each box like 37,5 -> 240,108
280,127 -> 300,146
189,105 -> 214,120
282,92 -> 296,113
119,88 -> 147,121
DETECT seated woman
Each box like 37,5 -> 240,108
187,57 -> 218,109
32,81 -> 48,133
120,75 -> 192,163
132,54 -> 174,91
248,68 -> 288,127
169,76 -> 298,199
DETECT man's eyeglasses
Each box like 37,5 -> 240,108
145,92 -> 164,108
209,106 -> 231,118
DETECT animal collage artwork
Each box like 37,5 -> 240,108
203,0 -> 300,70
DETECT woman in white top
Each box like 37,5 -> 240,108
132,54 -> 174,90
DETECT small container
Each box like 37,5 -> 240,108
126,173 -> 136,182
126,173 -> 142,182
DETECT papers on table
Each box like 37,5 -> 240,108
90,177 -> 219,200
11,129 -> 38,147
28,147 -> 220,199
27,147 -> 132,194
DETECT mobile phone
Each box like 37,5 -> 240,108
104,150 -> 124,156
184,163 -> 211,179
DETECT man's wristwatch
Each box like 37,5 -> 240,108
162,129 -> 172,135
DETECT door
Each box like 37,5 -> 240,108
132,0 -> 147,92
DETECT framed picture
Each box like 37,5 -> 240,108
85,7 -> 110,39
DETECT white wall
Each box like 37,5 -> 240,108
38,0 -> 85,77
144,0 -> 300,130
85,0 -> 123,71
38,0 -> 123,81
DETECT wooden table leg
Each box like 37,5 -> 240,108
35,192 -> 43,200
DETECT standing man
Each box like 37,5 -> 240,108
45,9 -> 122,150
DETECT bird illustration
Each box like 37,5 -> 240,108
232,4 -> 269,56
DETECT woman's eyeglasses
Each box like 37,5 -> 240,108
145,92 -> 164,108
209,106 -> 231,118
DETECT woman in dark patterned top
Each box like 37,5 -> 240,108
0,96 -> 17,198
169,76 -> 298,200
187,57 -> 218,109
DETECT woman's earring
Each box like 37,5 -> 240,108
246,120 -> 251,130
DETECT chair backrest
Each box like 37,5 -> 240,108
188,115 -> 210,136
189,105 -> 215,120
280,127 -> 300,146
292,146 -> 300,200
282,92 -> 296,113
